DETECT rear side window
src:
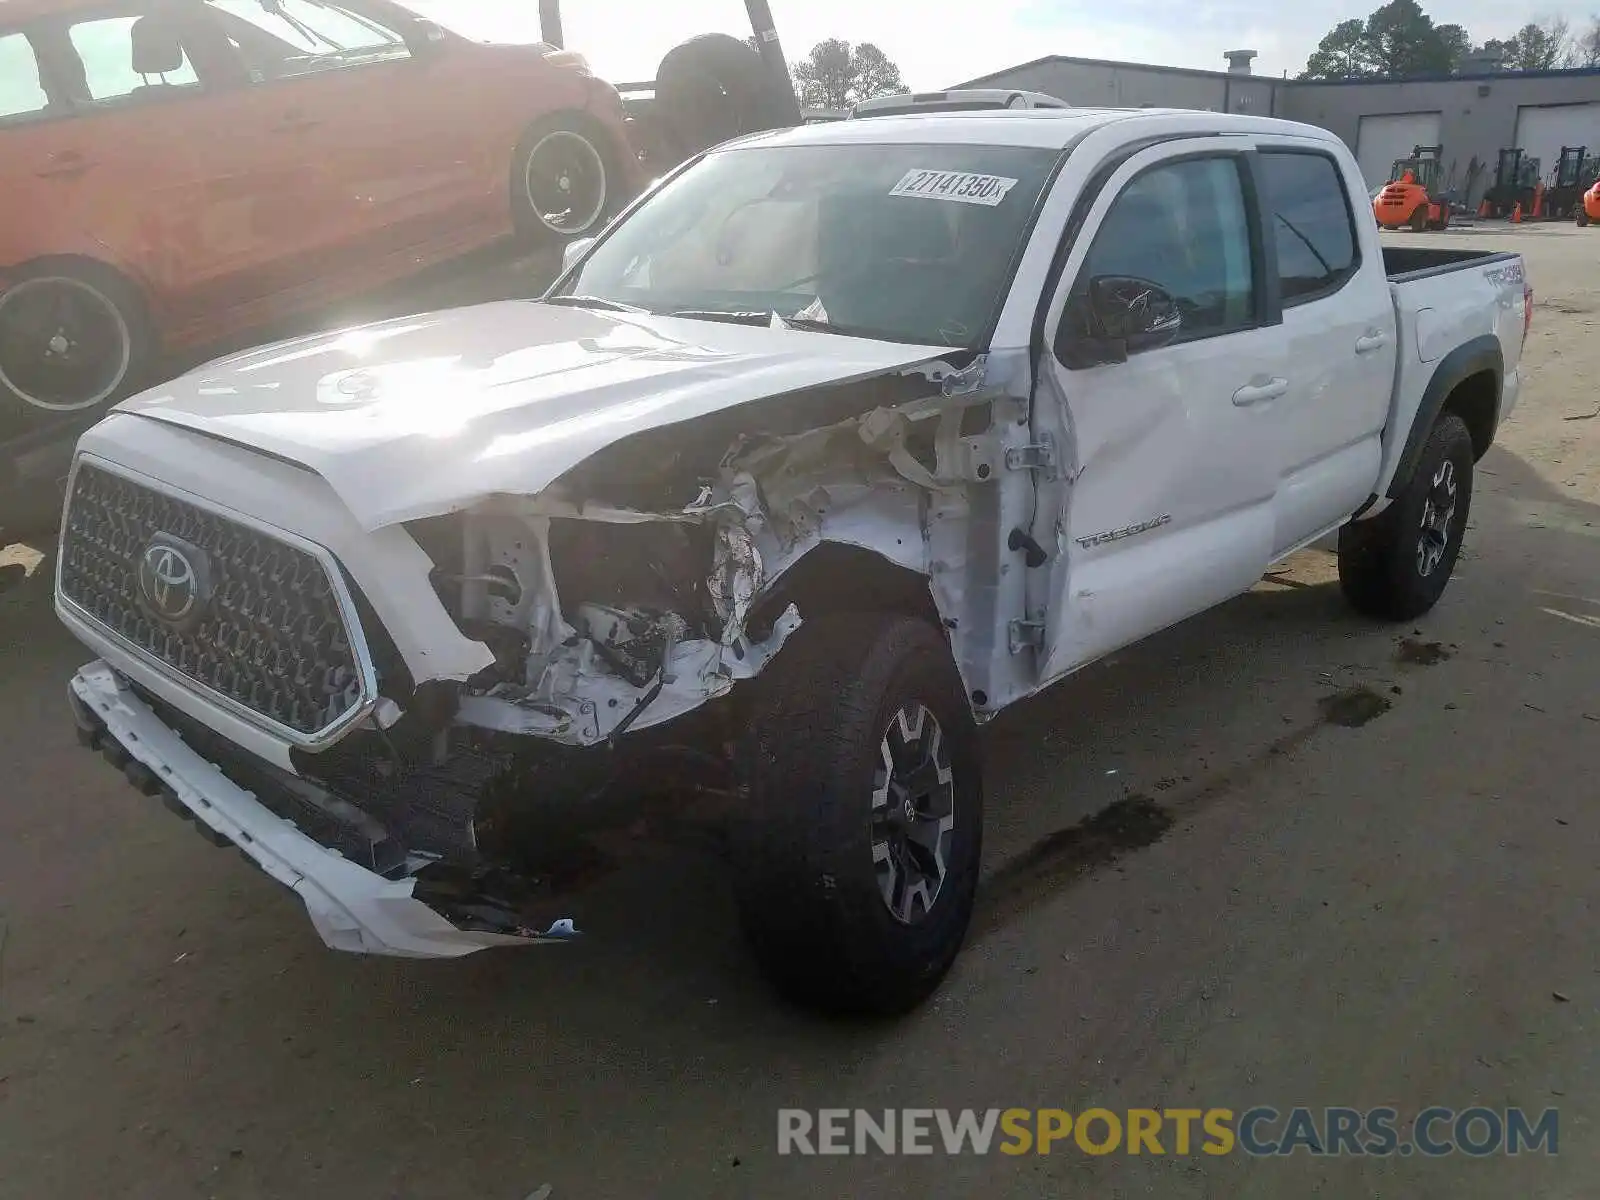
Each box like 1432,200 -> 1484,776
67,16 -> 202,105
0,32 -> 51,122
1260,152 -> 1358,304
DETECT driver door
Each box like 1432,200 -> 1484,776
1029,139 -> 1288,681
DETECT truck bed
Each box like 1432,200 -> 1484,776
1384,245 -> 1517,282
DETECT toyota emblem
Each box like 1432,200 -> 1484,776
136,534 -> 211,628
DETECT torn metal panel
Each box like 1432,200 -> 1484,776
393,355 -> 1045,750
117,304 -> 955,529
457,606 -> 802,746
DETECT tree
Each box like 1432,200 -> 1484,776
1363,0 -> 1456,76
791,38 -> 909,109
1298,0 -> 1456,79
1302,19 -> 1376,79
1577,16 -> 1600,67
1437,23 -> 1473,69
1501,17 -> 1574,69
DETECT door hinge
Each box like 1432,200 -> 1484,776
1005,435 -> 1057,474
1008,618 -> 1046,654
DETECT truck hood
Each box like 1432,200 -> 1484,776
119,302 -> 949,529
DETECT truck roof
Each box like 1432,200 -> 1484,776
728,107 -> 1342,152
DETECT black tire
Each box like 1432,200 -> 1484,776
1338,413 -> 1474,621
1578,209 -> 1590,227
510,115 -> 618,246
1408,205 -> 1430,232
654,33 -> 791,160
0,259 -> 152,433
730,613 -> 983,1016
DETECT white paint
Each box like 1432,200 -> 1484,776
1355,112 -> 1441,189
1369,260 -> 1529,500
70,663 -> 572,958
115,305 -> 950,530
1513,103 -> 1600,186
1266,144 -> 1396,557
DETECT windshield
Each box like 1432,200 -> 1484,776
556,141 -> 1061,348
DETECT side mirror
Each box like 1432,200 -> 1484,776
561,236 -> 597,274
1055,275 -> 1182,369
404,18 -> 448,55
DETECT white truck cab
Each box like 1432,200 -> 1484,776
57,108 -> 1529,1015
850,89 -> 1070,117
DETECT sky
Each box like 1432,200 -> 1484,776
420,1 -> 1600,87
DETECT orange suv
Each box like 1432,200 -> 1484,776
0,0 -> 643,424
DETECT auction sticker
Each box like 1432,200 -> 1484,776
889,169 -> 1019,206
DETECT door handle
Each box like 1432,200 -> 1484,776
1355,330 -> 1390,353
36,151 -> 93,180
1232,377 -> 1289,406
272,113 -> 322,134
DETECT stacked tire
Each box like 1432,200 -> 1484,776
652,34 -> 796,164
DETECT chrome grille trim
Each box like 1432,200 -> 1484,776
55,454 -> 380,750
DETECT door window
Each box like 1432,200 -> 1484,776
205,0 -> 410,81
1073,156 -> 1256,343
63,15 -> 202,106
1259,151 -> 1360,304
0,32 -> 52,123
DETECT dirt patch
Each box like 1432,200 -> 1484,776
1396,638 -> 1451,666
1319,686 -> 1393,728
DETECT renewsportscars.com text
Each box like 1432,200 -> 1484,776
777,1106 -> 1559,1157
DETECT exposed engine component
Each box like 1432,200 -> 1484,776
576,603 -> 690,688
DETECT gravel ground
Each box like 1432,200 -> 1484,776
1,222 -> 1598,1199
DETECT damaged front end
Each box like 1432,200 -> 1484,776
69,352 -> 1029,956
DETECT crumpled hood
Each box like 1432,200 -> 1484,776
119,302 -> 948,529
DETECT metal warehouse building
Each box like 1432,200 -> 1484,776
953,52 -> 1600,198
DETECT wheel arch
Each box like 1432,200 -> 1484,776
1386,334 -> 1502,500
747,541 -> 949,644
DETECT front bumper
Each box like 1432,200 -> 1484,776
69,661 -> 577,959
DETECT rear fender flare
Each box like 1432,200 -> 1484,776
1385,334 -> 1501,500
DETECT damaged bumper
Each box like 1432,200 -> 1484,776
69,661 -> 577,959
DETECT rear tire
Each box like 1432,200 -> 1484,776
0,260 -> 152,433
1338,413 -> 1474,621
1578,209 -> 1590,227
730,613 -> 983,1016
510,115 -> 617,246
1409,206 -> 1430,232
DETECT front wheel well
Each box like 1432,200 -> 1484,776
745,543 -> 947,643
1442,369 -> 1498,460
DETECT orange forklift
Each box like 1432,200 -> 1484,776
1373,145 -> 1452,231
1577,177 -> 1600,226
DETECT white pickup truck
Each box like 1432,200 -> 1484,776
57,108 -> 1529,1015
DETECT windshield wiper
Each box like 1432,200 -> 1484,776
667,309 -> 854,335
543,295 -> 648,314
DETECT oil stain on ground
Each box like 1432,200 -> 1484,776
1396,638 -> 1452,666
1319,685 -> 1393,728
977,687 -> 1390,934
977,796 -> 1174,932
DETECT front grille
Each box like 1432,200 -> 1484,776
59,461 -> 369,740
